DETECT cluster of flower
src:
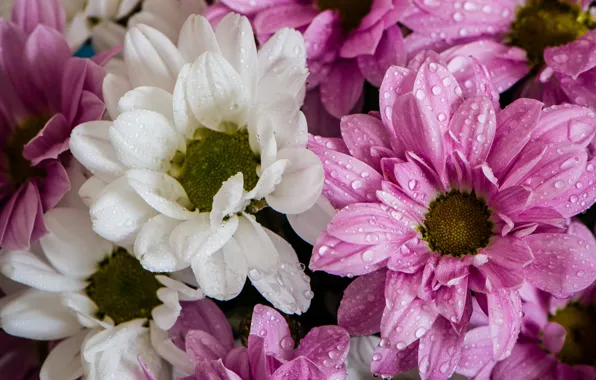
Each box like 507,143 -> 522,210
0,0 -> 595,379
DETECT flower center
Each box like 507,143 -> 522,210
174,128 -> 260,213
508,0 -> 594,67
85,248 -> 162,325
548,302 -> 596,366
316,0 -> 374,33
4,116 -> 49,188
419,190 -> 492,257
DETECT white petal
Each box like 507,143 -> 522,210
246,159 -> 288,201
155,275 -> 204,301
118,86 -> 174,121
124,24 -> 185,92
266,148 -> 324,215
65,12 -> 91,53
41,208 -> 113,279
0,251 -> 88,292
185,52 -> 249,131
111,110 -> 182,171
62,292 -> 108,329
40,330 -> 87,380
128,8 -> 179,44
235,213 -> 278,273
257,28 -> 308,103
70,121 -> 125,182
79,176 -> 108,208
287,195 -> 336,246
90,20 -> 126,52
85,0 -> 119,18
152,287 -> 181,330
250,116 -> 277,168
250,229 -> 312,315
210,173 -> 245,228
83,320 -> 169,380
0,289 -> 83,340
134,214 -> 187,272
177,14 -> 221,63
90,176 -> 158,245
103,73 -> 132,120
170,213 -> 238,263
150,321 -> 194,374
256,97 -> 307,150
172,63 -> 199,138
126,169 -> 197,220
56,159 -> 89,211
115,0 -> 140,19
191,237 -> 247,301
215,13 -> 257,98
346,336 -> 381,380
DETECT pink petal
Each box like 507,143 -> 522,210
557,68 -> 596,109
320,59 -> 365,119
550,157 -> 596,217
73,90 -> 105,126
456,326 -> 495,378
60,58 -> 90,125
359,0 -> 393,30
340,114 -> 392,170
541,322 -> 566,355
413,0 -> 515,25
249,305 -> 293,361
186,330 -> 230,363
436,278 -> 468,323
492,343 -> 557,380
391,159 -> 441,207
434,255 -> 470,286
224,348 -> 250,380
371,342 -> 419,378
357,25 -> 406,87
377,180 -> 427,224
417,316 -> 466,380
0,181 -> 46,250
487,98 -> 543,178
40,160 -> 70,210
498,141 -> 548,190
326,203 -> 416,245
544,30 -> 596,79
523,233 -> 596,294
386,240 -> 432,273
483,236 -> 534,270
487,289 -> 521,360
303,90 -> 342,137
490,186 -> 532,217
308,139 -> 382,210
378,65 -> 415,143
448,96 -> 496,166
193,359 -> 243,380
338,269 -> 387,335
478,261 -> 524,291
520,302 -> 547,340
294,326 -> 350,378
340,21 -> 385,58
270,357 -> 327,380
532,104 -> 595,148
253,4 -> 318,35
381,271 -> 438,349
303,10 -> 342,61
220,0 -> 297,15
11,0 -> 65,35
248,335 -> 283,379
22,113 -> 70,165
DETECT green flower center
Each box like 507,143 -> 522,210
316,0 -> 374,33
173,128 -> 260,213
548,302 -> 596,366
419,190 -> 493,257
4,116 -> 49,188
508,0 -> 594,67
85,248 -> 162,325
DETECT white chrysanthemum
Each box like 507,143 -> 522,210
0,207 -> 203,380
61,0 -> 207,52
70,13 -> 323,314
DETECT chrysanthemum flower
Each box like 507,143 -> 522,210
70,13 -> 323,314
207,0 -> 410,122
308,52 -> 596,379
0,19 -> 109,251
0,207 -> 203,379
404,0 -> 596,108
151,302 -> 350,380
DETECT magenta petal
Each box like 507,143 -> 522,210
340,114 -> 392,169
40,160 -> 70,210
523,233 -> 596,294
338,269 -> 387,335
436,277 -> 468,323
492,343 -> 556,380
544,30 -> 596,78
22,113 -> 70,165
521,302 -> 547,340
456,326 -> 495,378
340,21 -> 385,58
248,335 -> 283,380
60,58 -> 88,124
253,4 -> 318,35
320,59 -> 365,119
326,203 -> 415,245
358,25 -> 406,87
0,181 -> 46,250
186,330 -> 229,363
270,357 -> 327,380
12,0 -> 65,35
487,289 -> 521,361
541,322 -> 566,355
303,10 -> 342,61
370,342 -> 419,378
303,90 -> 342,137
224,348 -> 250,380
487,98 -> 543,178
249,305 -> 293,361
417,316 -> 465,380
194,359 -> 243,380
294,326 -> 350,377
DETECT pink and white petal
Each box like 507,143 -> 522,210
456,326 -> 495,378
287,195 -> 336,246
487,289 -> 521,360
186,330 -> 229,363
417,316 -> 466,380
357,25 -> 406,87
270,357 -> 327,380
487,98 -> 543,178
523,233 -> 596,294
320,59 -> 365,119
294,326 -> 350,377
492,343 -> 557,380
338,269 -> 387,335
371,342 -> 419,378
544,31 -> 596,79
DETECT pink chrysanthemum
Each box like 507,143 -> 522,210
0,19 -> 108,250
403,0 -> 596,109
457,222 -> 596,380
308,51 -> 596,379
206,0 -> 410,126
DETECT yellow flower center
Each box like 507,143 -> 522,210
548,302 -> 596,366
4,116 -> 49,188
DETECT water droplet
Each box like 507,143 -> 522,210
437,113 -> 447,122
372,353 -> 382,361
408,179 -> 419,191
432,85 -> 442,95
319,245 -> 329,255
304,290 -> 314,299
280,336 -> 294,350
396,341 -> 407,350
362,250 -> 374,262
351,180 -> 363,190
554,181 -> 565,189
259,329 -> 267,337
415,89 -> 427,100
415,327 -> 427,338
